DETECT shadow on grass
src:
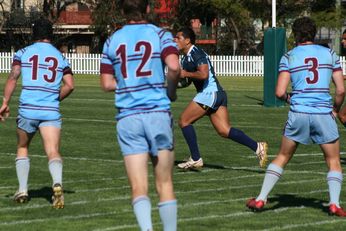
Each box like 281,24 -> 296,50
6,187 -> 75,203
257,194 -> 329,214
245,95 -> 264,106
340,157 -> 346,165
175,160 -> 227,172
28,187 -> 75,203
174,160 -> 265,173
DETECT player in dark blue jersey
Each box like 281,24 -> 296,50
0,18 -> 74,209
246,17 -> 346,217
338,29 -> 346,123
99,0 -> 180,230
174,27 -> 268,170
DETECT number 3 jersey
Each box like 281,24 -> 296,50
12,42 -> 72,120
279,44 -> 342,114
100,23 -> 179,120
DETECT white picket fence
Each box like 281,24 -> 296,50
1,52 -> 346,76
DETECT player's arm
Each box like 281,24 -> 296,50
59,73 -> 74,101
100,74 -> 116,92
275,71 -> 291,103
332,70 -> 346,122
0,65 -> 21,121
181,63 -> 208,80
165,53 -> 180,102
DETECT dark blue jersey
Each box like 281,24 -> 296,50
181,45 -> 222,92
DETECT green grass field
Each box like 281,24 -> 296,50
1,75 -> 346,230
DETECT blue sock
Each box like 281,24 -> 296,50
16,157 -> 30,193
158,200 -> 177,231
133,196 -> 152,231
48,158 -> 63,186
327,171 -> 343,207
181,125 -> 200,161
228,128 -> 257,151
257,163 -> 283,201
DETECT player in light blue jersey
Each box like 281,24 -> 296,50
174,27 -> 268,170
0,18 -> 74,209
246,17 -> 346,217
99,0 -> 180,230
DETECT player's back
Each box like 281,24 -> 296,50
15,42 -> 70,120
104,23 -> 174,119
282,44 -> 340,113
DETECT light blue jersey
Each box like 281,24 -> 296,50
279,44 -> 342,114
13,42 -> 72,120
100,23 -> 179,120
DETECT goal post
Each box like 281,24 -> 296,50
263,27 -> 287,107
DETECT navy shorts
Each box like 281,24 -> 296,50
193,90 -> 228,114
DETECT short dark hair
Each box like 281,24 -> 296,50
178,27 -> 196,45
32,18 -> 53,41
292,17 -> 316,44
343,29 -> 346,35
120,0 -> 148,21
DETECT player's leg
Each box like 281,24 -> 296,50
258,136 -> 296,200
209,106 -> 257,150
14,116 -> 37,203
338,105 -> 346,127
320,141 -> 344,211
209,91 -> 267,167
124,154 -> 152,231
39,121 -> 64,208
312,113 -> 345,216
178,100 -> 206,169
247,136 -> 297,210
152,150 -> 177,231
117,114 -> 153,230
144,111 -> 177,230
15,128 -> 35,203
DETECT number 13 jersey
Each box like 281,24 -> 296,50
12,42 -> 72,120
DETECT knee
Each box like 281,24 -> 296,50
131,184 -> 148,199
156,180 -> 174,200
46,150 -> 61,160
178,116 -> 190,128
216,128 -> 229,138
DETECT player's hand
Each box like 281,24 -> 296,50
332,110 -> 337,118
180,69 -> 187,78
0,104 -> 10,122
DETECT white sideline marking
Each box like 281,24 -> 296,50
0,211 -> 118,226
0,187 -> 334,227
0,168 -> 329,190
93,206 -> 307,231
0,177 -> 324,209
262,219 -> 346,230
2,150 -> 345,166
0,152 -> 123,163
0,169 -> 323,193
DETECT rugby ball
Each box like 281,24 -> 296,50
177,77 -> 192,88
